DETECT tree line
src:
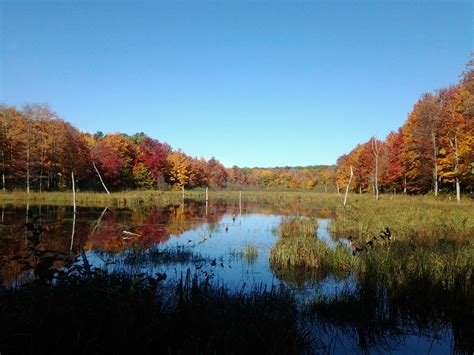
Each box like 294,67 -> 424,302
0,104 -> 335,192
335,57 -> 474,199
0,104 -> 229,192
3,57 -> 471,195
227,166 -> 335,191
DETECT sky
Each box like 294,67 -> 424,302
0,0 -> 472,168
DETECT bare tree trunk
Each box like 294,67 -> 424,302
39,169 -> 43,193
324,184 -> 327,193
25,203 -> 29,245
336,184 -> 340,195
91,206 -> 108,237
432,131 -> 438,197
343,165 -> 353,209
25,118 -> 32,194
182,185 -> 185,199
403,175 -> 407,194
2,114 -> 7,192
38,135 -> 45,193
450,134 -> 461,204
72,171 -> 76,214
26,143 -> 30,194
70,209 -> 76,252
93,161 -> 110,194
205,186 -> 208,202
371,137 -> 380,200
239,190 -> 242,216
1,149 -> 5,192
70,171 -> 76,251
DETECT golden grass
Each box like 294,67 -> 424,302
270,217 -> 355,272
329,193 -> 474,242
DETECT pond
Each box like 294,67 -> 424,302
0,200 -> 470,354
0,201 -> 336,289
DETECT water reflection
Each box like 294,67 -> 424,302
0,201 -> 334,288
0,200 -> 471,354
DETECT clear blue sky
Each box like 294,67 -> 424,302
1,0 -> 472,167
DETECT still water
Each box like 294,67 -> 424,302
0,201 -> 337,290
0,200 -> 466,354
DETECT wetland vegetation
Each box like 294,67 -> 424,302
0,191 -> 472,353
2,2 -> 472,353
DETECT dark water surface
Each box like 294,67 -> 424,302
0,200 -> 467,354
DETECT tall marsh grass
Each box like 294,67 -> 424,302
270,217 -> 354,273
242,242 -> 259,264
330,194 -> 474,242
0,267 -> 312,354
305,243 -> 474,353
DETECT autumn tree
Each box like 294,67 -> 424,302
206,157 -> 228,188
401,93 -> 442,194
320,168 -> 334,193
91,142 -> 124,188
132,162 -> 156,189
381,130 -> 406,193
437,86 -> 472,202
166,151 -> 195,189
137,137 -> 171,188
101,134 -> 137,188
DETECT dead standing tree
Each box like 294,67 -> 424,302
449,133 -> 461,204
92,161 -> 110,194
370,137 -> 380,200
343,165 -> 353,209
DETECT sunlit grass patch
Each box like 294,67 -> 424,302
330,194 -> 474,242
270,217 -> 354,273
242,242 -> 259,264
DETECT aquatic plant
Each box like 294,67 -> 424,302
242,242 -> 259,264
0,267 -> 312,354
270,217 -> 354,273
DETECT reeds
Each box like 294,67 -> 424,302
304,249 -> 474,354
330,194 -> 474,242
270,217 -> 354,273
122,246 -> 208,266
0,268 -> 312,354
242,242 -> 259,264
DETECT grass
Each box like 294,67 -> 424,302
269,206 -> 473,352
270,217 -> 355,274
304,255 -> 474,353
0,267 -> 312,354
122,245 -> 208,266
269,207 -> 473,292
0,190 -> 190,207
301,210 -> 474,353
2,189 -> 474,352
242,242 -> 259,264
0,189 -> 347,209
2,190 -> 471,233
277,217 -> 317,239
329,193 -> 474,242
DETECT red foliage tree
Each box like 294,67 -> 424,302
137,137 -> 171,186
91,142 -> 124,187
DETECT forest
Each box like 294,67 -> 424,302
335,58 -> 474,197
0,104 -> 334,192
0,58 -> 472,196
